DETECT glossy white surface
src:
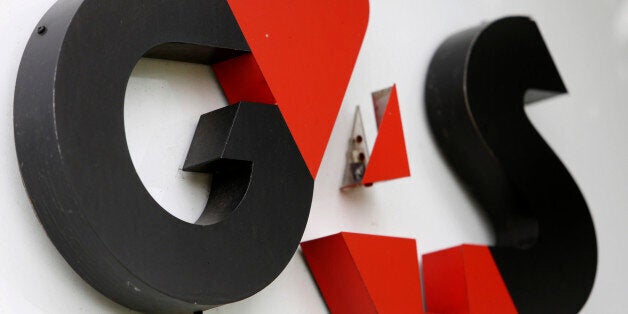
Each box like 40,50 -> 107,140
0,0 -> 627,312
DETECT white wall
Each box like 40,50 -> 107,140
1,0 -> 627,313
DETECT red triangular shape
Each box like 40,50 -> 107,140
226,0 -> 369,178
363,85 -> 411,184
301,232 -> 424,314
422,245 -> 517,314
342,233 -> 424,314
212,53 -> 276,105
301,234 -> 377,314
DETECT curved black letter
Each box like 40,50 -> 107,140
14,0 -> 313,312
425,16 -> 597,313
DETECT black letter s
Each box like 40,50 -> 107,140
426,16 -> 597,313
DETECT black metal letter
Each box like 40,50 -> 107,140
14,0 -> 313,312
426,16 -> 597,313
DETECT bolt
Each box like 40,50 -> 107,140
37,26 -> 47,35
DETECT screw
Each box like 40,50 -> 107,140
37,26 -> 47,35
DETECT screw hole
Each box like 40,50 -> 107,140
355,135 -> 363,143
358,153 -> 366,161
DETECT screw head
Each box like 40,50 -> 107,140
37,26 -> 47,35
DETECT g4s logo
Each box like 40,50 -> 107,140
15,0 -> 595,312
